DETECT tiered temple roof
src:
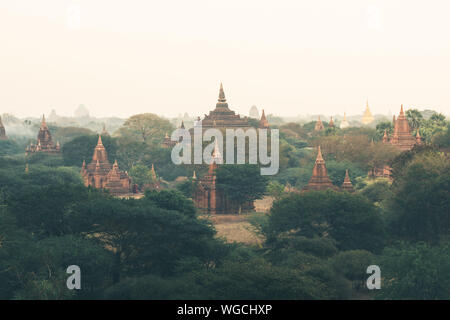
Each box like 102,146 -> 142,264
199,83 -> 251,129
384,105 -> 418,151
81,136 -> 131,195
0,116 -> 7,140
26,115 -> 60,155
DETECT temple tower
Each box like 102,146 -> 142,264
26,114 -> 60,154
302,146 -> 339,191
340,113 -> 350,129
362,100 -> 375,125
389,105 -> 417,151
259,109 -> 269,128
329,116 -> 335,128
341,170 -> 355,193
198,83 -> 251,130
81,135 -> 131,195
314,116 -> 325,131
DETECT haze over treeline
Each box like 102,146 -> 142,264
1,1 -> 450,118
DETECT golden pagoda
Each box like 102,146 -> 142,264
362,100 -> 375,125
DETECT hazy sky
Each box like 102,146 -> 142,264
1,0 -> 449,119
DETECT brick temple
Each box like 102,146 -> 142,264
383,105 -> 421,151
197,83 -> 251,130
80,136 -> 131,195
26,115 -> 60,155
302,146 -> 354,192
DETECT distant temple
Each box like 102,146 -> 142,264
361,100 -> 375,125
198,83 -> 251,130
259,109 -> 269,128
80,136 -> 131,195
329,116 -> 335,128
302,146 -> 354,192
249,105 -> 259,119
341,169 -> 355,193
101,124 -> 109,136
26,115 -> 60,155
340,113 -> 350,129
0,116 -> 7,140
383,105 -> 420,151
314,116 -> 325,131
162,121 -> 186,148
193,141 -> 254,214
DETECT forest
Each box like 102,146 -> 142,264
0,110 -> 449,299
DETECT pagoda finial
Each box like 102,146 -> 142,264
97,135 -> 103,146
192,170 -> 197,180
219,82 -> 226,101
180,121 -> 185,129
41,114 -> 47,128
344,169 -> 351,183
400,104 -> 404,115
150,164 -> 157,179
416,129 -> 421,143
316,146 -> 324,162
382,129 -> 388,143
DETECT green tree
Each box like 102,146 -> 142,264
129,164 -> 155,189
216,164 -> 269,214
268,191 -> 385,252
406,109 -> 423,131
118,113 -> 174,144
387,147 -> 449,243
376,242 -> 450,300
266,180 -> 285,200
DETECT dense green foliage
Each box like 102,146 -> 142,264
0,109 -> 448,300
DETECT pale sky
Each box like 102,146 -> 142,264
1,0 -> 449,119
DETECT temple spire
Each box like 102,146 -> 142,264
302,146 -> 338,191
382,129 -> 388,143
259,109 -> 269,128
97,135 -> 103,146
215,82 -> 229,109
416,129 -> 421,144
341,169 -> 355,193
192,170 -> 197,180
151,164 -> 157,180
42,114 -> 46,125
218,83 -> 226,102
315,116 -> 324,131
329,116 -> 335,127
